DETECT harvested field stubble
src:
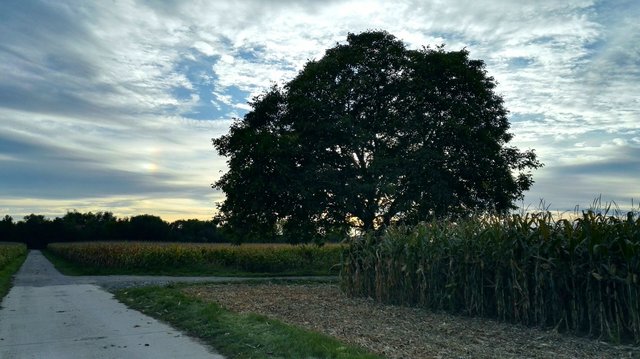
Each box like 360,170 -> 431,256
183,282 -> 640,359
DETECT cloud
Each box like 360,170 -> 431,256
0,194 -> 224,222
0,0 -> 638,220
522,136 -> 640,211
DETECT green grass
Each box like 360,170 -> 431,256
0,243 -> 27,300
42,249 -> 92,276
46,242 -> 343,277
114,285 -> 381,359
0,255 -> 26,299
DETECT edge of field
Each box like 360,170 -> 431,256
0,253 -> 27,300
113,284 -> 382,359
42,247 -> 341,277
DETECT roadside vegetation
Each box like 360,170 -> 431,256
0,242 -> 27,299
114,285 -> 381,359
46,242 -> 342,276
342,209 -> 640,344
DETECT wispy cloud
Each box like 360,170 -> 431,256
0,0 -> 638,220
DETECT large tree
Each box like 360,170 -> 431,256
213,31 -> 542,242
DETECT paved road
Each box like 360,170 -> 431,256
0,250 -> 226,359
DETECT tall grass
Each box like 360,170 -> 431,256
0,242 -> 27,298
0,242 -> 27,270
48,242 -> 343,275
341,209 -> 640,343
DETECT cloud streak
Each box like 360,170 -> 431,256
0,0 -> 638,220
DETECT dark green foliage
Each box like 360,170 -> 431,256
0,211 -> 227,248
0,215 -> 16,242
127,214 -> 170,241
56,211 -> 119,242
213,30 -> 541,243
169,219 -> 226,243
17,214 -> 61,249
342,210 -> 640,343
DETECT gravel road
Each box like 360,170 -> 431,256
15,250 -> 333,290
0,250 -> 226,358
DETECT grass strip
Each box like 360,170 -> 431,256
0,253 -> 27,300
42,249 -> 89,275
114,285 -> 381,359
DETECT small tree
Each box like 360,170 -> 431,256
213,31 -> 542,242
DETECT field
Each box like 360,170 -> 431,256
0,242 -> 26,269
116,284 -> 382,359
342,210 -> 640,343
47,241 -> 343,276
39,209 -> 640,354
0,242 -> 28,298
177,282 -> 640,358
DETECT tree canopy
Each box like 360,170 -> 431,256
213,31 -> 542,243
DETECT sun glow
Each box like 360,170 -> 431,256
143,162 -> 159,173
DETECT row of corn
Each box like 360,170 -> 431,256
0,242 -> 27,270
48,242 -> 343,275
341,211 -> 640,343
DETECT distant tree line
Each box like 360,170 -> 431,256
0,212 -> 227,249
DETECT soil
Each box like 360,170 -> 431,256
182,282 -> 640,359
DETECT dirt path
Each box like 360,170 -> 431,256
0,250 -> 225,359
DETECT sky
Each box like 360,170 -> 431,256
0,0 -> 638,222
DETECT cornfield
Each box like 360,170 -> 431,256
48,242 -> 343,275
0,242 -> 27,269
341,210 -> 640,343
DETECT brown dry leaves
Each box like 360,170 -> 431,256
182,283 -> 640,359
